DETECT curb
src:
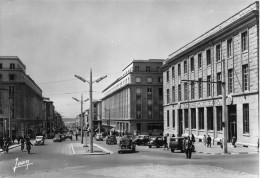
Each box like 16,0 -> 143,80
195,151 -> 259,155
0,144 -> 20,153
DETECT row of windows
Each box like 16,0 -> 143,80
0,74 -> 16,81
0,63 -> 15,69
134,66 -> 161,72
135,76 -> 163,83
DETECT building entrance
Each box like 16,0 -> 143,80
178,109 -> 183,137
228,105 -> 237,142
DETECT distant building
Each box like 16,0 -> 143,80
162,2 -> 259,147
102,59 -> 164,135
0,56 -> 43,138
42,99 -> 55,138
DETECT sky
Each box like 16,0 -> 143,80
0,0 -> 255,119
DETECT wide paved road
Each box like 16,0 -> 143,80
0,137 -> 258,178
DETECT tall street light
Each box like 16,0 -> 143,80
75,69 -> 107,153
72,94 -> 89,144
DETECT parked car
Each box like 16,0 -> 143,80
118,137 -> 136,154
53,136 -> 61,142
148,136 -> 164,148
95,133 -> 103,141
133,135 -> 150,146
34,136 -> 45,145
169,137 -> 195,153
106,135 -> 117,145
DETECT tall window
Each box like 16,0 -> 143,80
166,71 -> 169,82
147,87 -> 152,96
158,77 -> 163,83
241,31 -> 248,52
191,82 -> 195,100
190,57 -> 194,72
227,39 -> 232,57
207,107 -> 213,130
172,110 -> 175,128
172,86 -> 175,102
167,110 -> 170,127
207,75 -> 211,97
206,49 -> 211,65
167,89 -> 170,104
184,61 -> 187,74
217,72 -> 222,95
178,64 -> 181,76
159,88 -> 163,98
216,44 -> 221,61
0,74 -> 2,81
9,74 -> 15,81
198,53 -> 202,69
136,88 -> 141,119
135,66 -> 139,72
243,104 -> 249,134
191,108 -> 196,129
178,84 -> 181,101
242,64 -> 249,91
0,63 -> 2,69
216,106 -> 222,131
9,86 -> 14,95
0,91 -> 2,114
199,108 -> 204,130
184,109 -> 188,128
199,78 -> 202,98
10,63 -> 15,69
146,66 -> 150,72
184,83 -> 188,101
172,66 -> 175,79
228,69 -> 233,94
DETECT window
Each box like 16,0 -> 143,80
158,77 -> 163,83
147,99 -> 152,106
167,110 -> 169,127
199,108 -> 204,130
216,106 -> 222,131
0,74 -> 2,81
172,86 -> 175,102
166,71 -> 169,82
178,84 -> 181,101
172,66 -> 175,79
217,72 -> 222,95
191,82 -> 195,100
146,66 -> 150,72
9,86 -> 14,94
136,88 -> 141,95
148,110 -> 152,119
206,49 -> 211,65
0,63 -> 2,69
199,78 -> 203,98
184,83 -> 188,101
198,53 -> 202,69
190,57 -> 194,72
207,75 -> 211,97
207,107 -> 213,130
159,88 -> 163,97
227,39 -> 232,57
147,77 -> 152,83
243,104 -> 249,134
242,65 -> 249,91
216,44 -> 221,61
228,69 -> 233,94
172,110 -> 175,128
191,108 -> 196,129
9,74 -> 15,81
10,63 -> 15,69
136,110 -> 141,119
167,89 -> 170,104
147,87 -> 152,96
135,77 -> 141,83
135,66 -> 139,72
241,31 -> 248,52
184,109 -> 188,128
0,91 -> 2,114
184,61 -> 187,74
178,64 -> 181,76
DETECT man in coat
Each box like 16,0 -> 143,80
185,136 -> 193,159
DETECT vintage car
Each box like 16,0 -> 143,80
133,135 -> 150,146
118,137 -> 136,154
169,137 -> 195,153
148,136 -> 164,148
106,135 -> 117,145
34,136 -> 45,145
95,133 -> 103,141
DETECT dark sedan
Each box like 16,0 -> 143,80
148,136 -> 164,148
133,135 -> 150,146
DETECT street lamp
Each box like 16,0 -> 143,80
75,69 -> 107,153
72,95 -> 89,144
0,88 -> 11,138
104,108 -> 111,136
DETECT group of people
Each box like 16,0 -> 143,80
0,135 -> 33,153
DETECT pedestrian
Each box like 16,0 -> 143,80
191,134 -> 195,144
203,135 -> 207,146
163,134 -> 167,150
17,135 -> 21,144
12,135 -> 16,143
75,133 -> 78,141
185,136 -> 193,159
207,135 -> 211,148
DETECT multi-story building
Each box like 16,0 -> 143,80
162,2 -> 259,147
0,56 -> 43,138
42,98 -> 55,138
102,59 -> 164,135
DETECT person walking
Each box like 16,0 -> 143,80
185,136 -> 193,159
191,134 -> 195,144
203,135 -> 207,146
207,135 -> 212,148
163,134 -> 167,150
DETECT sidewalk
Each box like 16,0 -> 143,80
193,141 -> 259,155
70,142 -> 111,155
0,142 -> 20,153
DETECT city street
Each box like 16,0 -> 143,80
0,137 -> 258,178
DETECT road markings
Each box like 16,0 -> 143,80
93,143 -> 113,154
71,143 -> 75,154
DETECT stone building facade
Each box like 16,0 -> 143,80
162,2 -> 259,147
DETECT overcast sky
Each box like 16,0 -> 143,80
0,0 -> 255,119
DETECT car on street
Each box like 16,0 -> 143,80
95,133 -> 103,141
106,135 -> 117,145
133,135 -> 150,146
169,137 -> 195,153
118,137 -> 136,153
34,136 -> 45,145
148,136 -> 164,148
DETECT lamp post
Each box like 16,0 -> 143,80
104,108 -> 111,136
75,70 -> 107,153
72,95 -> 89,144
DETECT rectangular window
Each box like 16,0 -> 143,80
191,82 -> 195,100
206,49 -> 211,65
199,78 -> 202,98
147,77 -> 153,83
184,61 -> 187,74
241,31 -> 248,52
178,84 -> 181,102
135,77 -> 141,83
191,108 -> 196,129
146,66 -> 150,72
10,63 -> 15,69
190,57 -> 194,72
9,86 -> 14,95
172,66 -> 175,79
167,89 -> 170,104
178,64 -> 181,76
242,64 -> 249,91
216,44 -> 221,61
207,75 -> 211,97
158,77 -> 163,83
216,106 -> 222,131
135,66 -> 139,72
199,108 -> 204,130
172,110 -> 175,128
198,53 -> 202,69
159,88 -> 163,97
9,74 -> 15,81
243,104 -> 249,134
172,86 -> 175,103
184,109 -> 188,128
227,39 -> 232,57
147,87 -> 152,96
0,63 -> 2,69
0,74 -> 2,81
217,72 -> 222,95
207,107 -> 213,130
167,110 -> 169,127
228,69 -> 233,94
184,83 -> 188,101
166,71 -> 169,82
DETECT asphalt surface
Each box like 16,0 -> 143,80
0,137 -> 258,178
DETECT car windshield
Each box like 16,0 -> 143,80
36,136 -> 43,139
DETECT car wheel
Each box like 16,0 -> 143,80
171,149 -> 175,153
118,151 -> 121,154
149,145 -> 151,148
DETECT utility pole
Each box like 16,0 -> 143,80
80,94 -> 83,144
222,59 -> 228,153
89,68 -> 93,153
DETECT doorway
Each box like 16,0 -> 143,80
228,105 -> 237,142
178,109 -> 183,137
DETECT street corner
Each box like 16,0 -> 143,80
70,142 -> 111,155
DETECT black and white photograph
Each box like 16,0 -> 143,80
0,0 -> 259,177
